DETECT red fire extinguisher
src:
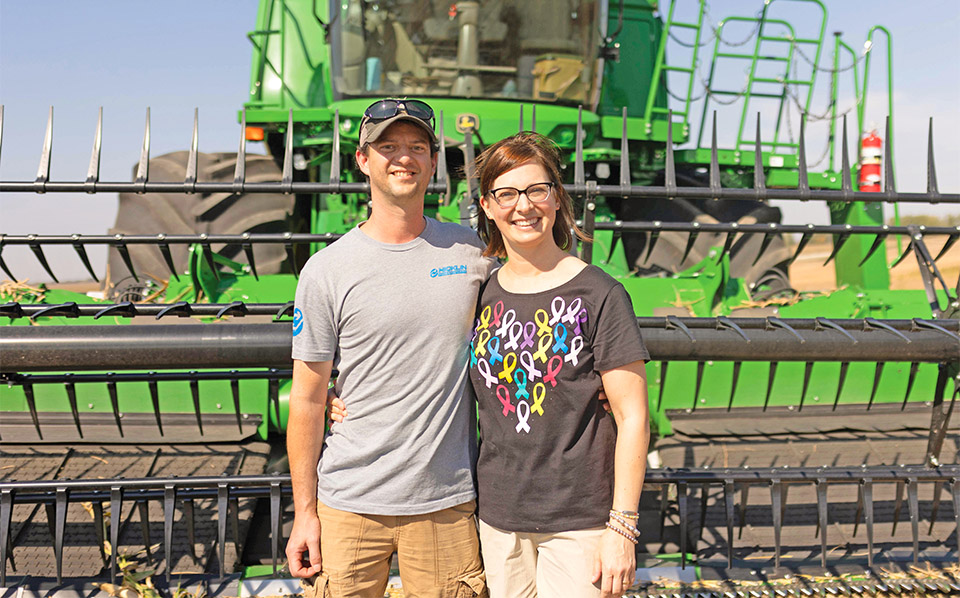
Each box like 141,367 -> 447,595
858,130 -> 882,192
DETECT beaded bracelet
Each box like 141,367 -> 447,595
606,521 -> 639,544
608,512 -> 642,537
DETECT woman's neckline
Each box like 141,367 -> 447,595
493,263 -> 594,296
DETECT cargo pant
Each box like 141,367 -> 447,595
301,499 -> 487,598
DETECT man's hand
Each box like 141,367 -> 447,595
327,386 -> 347,423
286,512 -> 323,578
591,528 -> 637,598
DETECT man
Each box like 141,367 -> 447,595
286,98 -> 492,598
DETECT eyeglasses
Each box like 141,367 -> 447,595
486,182 -> 554,207
363,99 -> 435,127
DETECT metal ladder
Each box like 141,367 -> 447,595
643,0 -> 707,130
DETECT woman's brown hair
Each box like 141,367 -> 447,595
474,132 -> 588,258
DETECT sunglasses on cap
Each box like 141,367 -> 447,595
363,99 -> 435,128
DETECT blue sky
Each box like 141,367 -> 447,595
0,0 -> 957,282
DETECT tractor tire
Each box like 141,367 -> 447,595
105,152 -> 293,299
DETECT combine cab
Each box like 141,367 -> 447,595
1,0 -> 958,594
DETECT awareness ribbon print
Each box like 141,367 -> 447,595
487,336 -> 504,366
534,309 -> 552,336
498,352 -> 517,384
496,308 -> 517,337
474,329 -> 490,357
497,384 -> 515,416
514,369 -> 530,400
520,322 -> 536,350
515,400 -> 531,433
532,334 -> 552,363
564,336 -> 584,366
519,351 -> 542,382
551,323 -> 569,354
478,305 -> 491,331
549,296 -> 565,326
543,355 -> 563,387
561,297 -> 582,326
492,301 -> 504,327
504,321 -> 523,351
530,382 -> 546,415
573,309 -> 588,336
477,358 -> 498,388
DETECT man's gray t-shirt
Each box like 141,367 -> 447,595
292,217 -> 493,515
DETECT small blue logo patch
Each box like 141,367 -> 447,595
292,308 -> 304,336
430,264 -> 468,278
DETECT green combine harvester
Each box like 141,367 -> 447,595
1,0 -> 958,593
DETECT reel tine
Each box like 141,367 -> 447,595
884,116 -> 896,197
201,241 -> 220,281
86,107 -> 103,191
717,230 -> 736,264
902,362 -> 920,409
644,226 -> 661,263
184,498 -> 198,562
728,361 -> 742,412
857,233 -> 888,267
709,112 -> 720,197
891,237 -> 915,268
816,480 -> 828,567
698,483 -> 708,541
574,107 -> 585,192
797,115 -> 809,200
934,233 -> 959,263
114,238 -> 140,282
789,228 -> 815,265
157,238 -> 180,281
657,361 -> 668,412
285,237 -> 298,277
770,480 -> 783,569
678,481 -> 688,569
64,377 -> 82,438
217,483 -> 229,580
823,231 -> 851,266
190,376 -> 204,435
184,108 -> 199,193
0,243 -> 17,281
135,108 -> 151,191
232,376 -> 243,433
269,375 -> 281,433
163,484 -> 176,583
53,487 -> 67,584
107,377 -> 123,437
930,481 -> 943,535
799,362 -> 813,411
907,478 -> 919,564
738,484 -> 750,540
763,362 -> 778,411
137,499 -> 153,566
606,230 -> 622,264
692,362 -> 704,410
953,479 -> 960,557
270,481 -> 283,575
926,117 -> 939,197
110,486 -> 122,580
853,480 -> 864,537
723,480 -> 736,568
531,105 -> 536,133
148,377 -> 163,436
35,106 -> 53,192
621,107 -> 632,194
754,112 -> 766,193
92,500 -> 107,568
0,105 -> 4,168
680,225 -> 700,265
867,362 -> 884,410
0,489 -> 10,587
436,110 -> 448,190
665,110 -> 676,196
281,109 -> 294,194
658,484 -> 669,541
29,241 -> 60,283
840,114 -> 852,199
330,109 -> 341,187
71,240 -> 99,282
833,362 -> 850,410
863,479 -> 874,568
518,104 -> 524,133
892,480 -> 905,535
752,226 -> 777,267
234,109 -> 247,193
242,238 -> 259,281
23,381 -> 42,439
231,496 -> 242,556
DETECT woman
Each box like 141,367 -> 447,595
470,132 -> 650,598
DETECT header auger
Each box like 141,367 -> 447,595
1,0 -> 958,591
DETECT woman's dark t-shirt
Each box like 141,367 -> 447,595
469,265 -> 649,533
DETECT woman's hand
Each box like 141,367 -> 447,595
592,527 -> 637,597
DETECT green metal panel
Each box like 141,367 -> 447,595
598,0 -> 664,120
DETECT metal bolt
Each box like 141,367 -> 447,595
216,403 -> 222,409
88,403 -> 94,409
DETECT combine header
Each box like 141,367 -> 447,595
1,0 -> 958,593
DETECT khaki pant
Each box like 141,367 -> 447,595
301,500 -> 486,598
478,519 -> 605,598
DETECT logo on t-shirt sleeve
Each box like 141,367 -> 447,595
292,308 -> 304,336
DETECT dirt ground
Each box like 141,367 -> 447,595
789,235 -> 959,292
